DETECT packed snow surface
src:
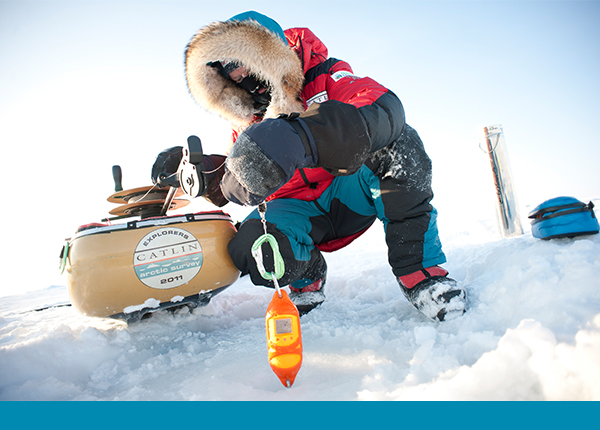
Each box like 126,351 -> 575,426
1,208 -> 599,401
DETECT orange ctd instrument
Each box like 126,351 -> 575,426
251,206 -> 303,388
265,289 -> 303,388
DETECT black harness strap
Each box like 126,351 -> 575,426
298,168 -> 318,190
279,112 -> 313,157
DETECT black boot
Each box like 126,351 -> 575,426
398,267 -> 466,322
288,249 -> 327,315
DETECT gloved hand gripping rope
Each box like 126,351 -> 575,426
251,203 -> 286,295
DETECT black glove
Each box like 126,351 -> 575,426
151,144 -> 229,207
151,146 -> 183,188
201,154 -> 228,207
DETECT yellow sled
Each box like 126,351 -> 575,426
60,171 -> 241,323
61,138 -> 241,322
63,210 -> 239,322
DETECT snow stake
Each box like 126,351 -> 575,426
252,203 -> 303,388
480,124 -> 523,238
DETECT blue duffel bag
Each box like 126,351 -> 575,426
528,197 -> 599,240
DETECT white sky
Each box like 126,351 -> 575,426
1,0 -> 599,296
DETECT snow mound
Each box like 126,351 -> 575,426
1,226 -> 599,400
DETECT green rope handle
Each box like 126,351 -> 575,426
251,233 -> 285,281
59,241 -> 70,274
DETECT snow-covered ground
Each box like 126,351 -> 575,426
1,201 -> 599,401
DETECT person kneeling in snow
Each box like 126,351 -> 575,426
151,11 -> 467,321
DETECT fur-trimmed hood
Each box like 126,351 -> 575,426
185,11 -> 305,127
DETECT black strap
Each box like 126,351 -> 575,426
528,201 -> 588,219
530,203 -> 595,224
279,113 -> 311,156
298,168 -> 318,189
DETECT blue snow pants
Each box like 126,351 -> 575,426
227,124 -> 447,288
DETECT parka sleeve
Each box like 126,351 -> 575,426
287,71 -> 406,175
220,65 -> 406,205
324,63 -> 406,152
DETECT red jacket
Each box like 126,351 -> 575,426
263,27 -> 393,203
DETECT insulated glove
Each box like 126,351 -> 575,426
150,145 -> 229,207
222,117 -> 316,206
151,146 -> 183,188
201,154 -> 228,207
222,100 -> 372,206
